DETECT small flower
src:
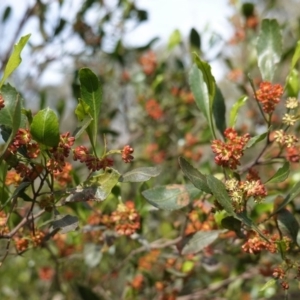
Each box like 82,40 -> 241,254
211,128 -> 250,169
122,145 -> 134,163
54,162 -> 72,187
26,142 -> 40,158
272,130 -> 285,144
284,134 -> 298,148
13,128 -> 31,147
73,145 -> 89,162
282,113 -> 298,126
5,170 -> 22,186
286,146 -> 300,162
85,155 -> 102,171
255,82 -> 283,113
286,97 -> 298,109
145,99 -> 164,120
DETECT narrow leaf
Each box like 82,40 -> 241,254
213,86 -> 226,136
51,215 -> 79,233
207,175 -> 235,215
229,96 -> 248,127
30,107 -> 60,147
79,68 -> 102,151
286,69 -> 300,97
266,162 -> 289,184
260,279 -> 276,292
119,166 -> 162,183
276,208 -> 299,243
290,40 -> 300,70
178,157 -> 211,193
256,19 -> 282,81
245,132 -> 268,149
272,181 -> 300,215
142,184 -> 200,211
168,29 -> 181,50
182,230 -> 223,255
0,34 -> 31,88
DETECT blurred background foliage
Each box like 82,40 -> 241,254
1,0 -> 300,299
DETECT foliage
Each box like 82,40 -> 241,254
2,1 -> 300,300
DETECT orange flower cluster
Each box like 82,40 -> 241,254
31,230 -> 46,247
255,81 -> 283,113
211,128 -> 250,169
145,99 -> 164,120
139,51 -> 157,75
14,237 -> 29,253
0,94 -> 4,109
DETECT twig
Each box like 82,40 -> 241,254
176,267 -> 258,300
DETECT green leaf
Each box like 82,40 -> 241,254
1,181 -> 31,208
229,96 -> 248,128
207,175 -> 235,215
276,208 -> 299,244
119,166 -> 162,183
0,84 -> 22,162
0,34 -> 31,89
168,29 -> 181,50
256,19 -> 282,82
178,157 -> 211,194
245,132 -> 268,149
259,279 -> 276,292
266,162 -> 290,184
213,86 -> 226,136
272,181 -> 300,215
51,214 -> 79,233
181,230 -> 224,255
142,184 -> 200,211
189,56 -> 216,137
2,6 -> 11,23
290,40 -> 300,70
286,69 -> 300,97
189,28 -> 201,50
79,68 -> 102,151
30,107 -> 60,147
64,168 -> 120,203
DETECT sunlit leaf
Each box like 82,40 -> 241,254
142,184 -> 200,211
168,29 -> 181,50
0,34 -> 31,89
64,168 -> 120,203
229,96 -> 248,128
119,166 -> 162,183
286,69 -> 300,97
30,107 -> 60,147
256,19 -> 282,82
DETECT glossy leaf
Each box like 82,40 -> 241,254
207,175 -> 235,215
266,162 -> 290,184
229,96 -> 248,128
64,168 -> 120,203
79,68 -> 102,151
189,28 -> 201,50
256,19 -> 282,82
276,208 -> 299,244
181,230 -> 223,255
245,132 -> 268,149
168,29 -> 181,50
51,214 -> 79,233
0,34 -> 31,89
178,157 -> 211,194
213,86 -> 226,136
142,184 -> 200,211
0,84 -> 22,162
30,107 -> 60,147
119,166 -> 162,183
